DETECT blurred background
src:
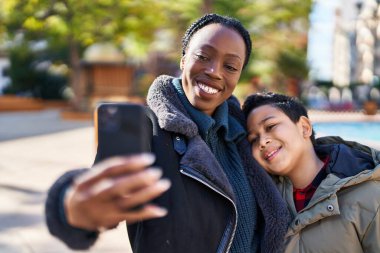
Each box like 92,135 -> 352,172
0,0 -> 379,252
0,0 -> 379,113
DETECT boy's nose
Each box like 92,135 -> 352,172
259,137 -> 271,150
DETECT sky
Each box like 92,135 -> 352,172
307,0 -> 340,81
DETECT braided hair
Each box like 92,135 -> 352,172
242,92 -> 316,144
182,13 -> 252,68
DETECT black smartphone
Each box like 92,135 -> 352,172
95,103 -> 151,163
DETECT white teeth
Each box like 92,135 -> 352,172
198,82 -> 218,94
266,150 -> 277,159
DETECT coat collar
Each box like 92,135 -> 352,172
147,75 -> 246,140
147,75 -> 236,198
315,144 -> 375,178
147,75 -> 198,138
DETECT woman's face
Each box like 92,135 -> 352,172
181,24 -> 246,116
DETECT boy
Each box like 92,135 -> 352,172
243,92 -> 380,253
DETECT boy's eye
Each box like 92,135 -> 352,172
265,124 -> 276,131
250,136 -> 259,145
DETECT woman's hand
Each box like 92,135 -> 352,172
64,153 -> 170,231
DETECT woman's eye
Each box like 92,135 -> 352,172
225,65 -> 238,72
195,54 -> 208,61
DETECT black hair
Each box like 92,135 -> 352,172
242,92 -> 316,144
182,13 -> 252,68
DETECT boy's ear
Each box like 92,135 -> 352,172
299,116 -> 313,138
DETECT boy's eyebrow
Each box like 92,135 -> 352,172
258,115 -> 275,125
247,115 -> 275,134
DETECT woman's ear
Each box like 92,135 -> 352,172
180,55 -> 186,70
299,116 -> 313,138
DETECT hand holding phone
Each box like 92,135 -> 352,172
65,154 -> 171,230
63,103 -> 170,231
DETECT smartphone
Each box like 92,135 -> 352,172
95,102 -> 151,163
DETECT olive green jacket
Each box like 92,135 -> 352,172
275,138 -> 380,253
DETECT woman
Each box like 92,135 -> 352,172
45,14 -> 290,253
243,92 -> 380,253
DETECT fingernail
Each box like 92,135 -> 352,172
157,179 -> 171,190
146,168 -> 163,179
140,153 -> 156,164
88,179 -> 114,195
153,207 -> 168,216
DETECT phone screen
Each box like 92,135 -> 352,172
95,103 -> 151,162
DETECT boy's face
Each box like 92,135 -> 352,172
246,104 -> 312,176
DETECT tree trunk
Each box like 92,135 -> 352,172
68,36 -> 85,111
65,0 -> 87,112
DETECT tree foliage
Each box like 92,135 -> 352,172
0,0 -> 312,101
3,0 -> 169,51
164,0 -> 312,86
4,41 -> 68,99
1,0 -> 171,106
276,46 -> 309,80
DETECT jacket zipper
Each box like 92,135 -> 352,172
180,166 -> 238,253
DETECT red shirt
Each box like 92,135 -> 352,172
293,157 -> 329,212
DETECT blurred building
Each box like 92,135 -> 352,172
333,0 -> 380,85
79,43 -> 140,108
306,0 -> 380,111
332,0 -> 359,87
354,0 -> 378,84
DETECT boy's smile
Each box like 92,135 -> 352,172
247,105 -> 311,178
263,146 -> 282,161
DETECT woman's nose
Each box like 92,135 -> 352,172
205,62 -> 221,79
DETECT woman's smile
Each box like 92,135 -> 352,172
196,81 -> 220,95
180,23 -> 245,116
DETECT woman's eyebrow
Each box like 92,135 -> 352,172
200,44 -> 243,62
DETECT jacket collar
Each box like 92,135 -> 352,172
147,75 -> 245,140
147,75 -> 198,138
315,144 -> 375,178
147,75 -> 236,198
171,78 -> 245,143
172,78 -> 228,139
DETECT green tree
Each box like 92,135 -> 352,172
2,0 -> 169,109
163,0 -> 312,88
277,46 -> 309,80
3,41 -> 69,99
248,0 -> 312,90
1,0 -> 313,104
